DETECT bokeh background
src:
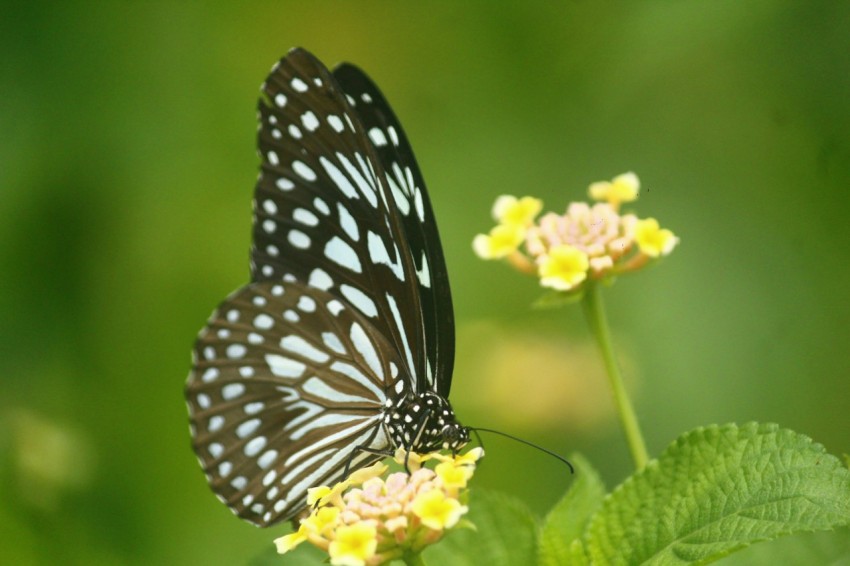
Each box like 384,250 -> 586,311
2,2 -> 849,564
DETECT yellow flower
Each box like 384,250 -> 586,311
472,223 -> 526,259
411,488 -> 467,530
435,461 -> 473,490
492,195 -> 543,226
588,172 -> 640,207
274,523 -> 308,554
538,245 -> 590,291
307,506 -> 341,535
328,522 -> 378,566
307,485 -> 333,505
635,217 -> 678,257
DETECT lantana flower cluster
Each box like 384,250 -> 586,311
275,448 -> 483,566
473,172 -> 678,292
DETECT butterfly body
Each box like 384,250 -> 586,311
186,48 -> 467,527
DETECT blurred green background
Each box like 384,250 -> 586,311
2,2 -> 849,564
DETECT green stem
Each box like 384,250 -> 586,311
581,282 -> 649,470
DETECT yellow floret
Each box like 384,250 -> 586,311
635,217 -> 678,257
328,522 -> 378,566
588,172 -> 640,207
538,245 -> 590,291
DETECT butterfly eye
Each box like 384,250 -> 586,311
186,47 -> 460,527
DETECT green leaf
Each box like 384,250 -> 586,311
585,422 -> 850,565
424,488 -> 539,566
538,454 -> 606,566
719,528 -> 850,565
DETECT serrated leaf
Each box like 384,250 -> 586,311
538,454 -> 605,566
424,489 -> 539,566
586,422 -> 850,565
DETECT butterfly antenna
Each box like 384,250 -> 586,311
469,427 -> 574,474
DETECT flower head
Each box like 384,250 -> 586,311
275,448 -> 483,565
474,173 -> 677,294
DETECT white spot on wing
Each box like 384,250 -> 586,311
368,127 -> 388,146
337,152 -> 377,207
386,293 -> 416,385
414,187 -> 425,222
308,268 -> 333,291
293,208 -> 319,226
297,296 -> 316,313
387,125 -> 399,146
386,173 -> 410,215
322,332 -> 345,354
301,111 -> 319,132
245,436 -> 267,457
226,344 -> 247,359
416,251 -> 431,288
288,230 -> 310,249
340,284 -> 378,318
327,300 -> 344,316
327,115 -> 344,132
368,231 -> 405,281
236,418 -> 261,439
314,197 -> 330,215
293,161 -> 316,182
258,450 -> 278,469
319,156 -> 358,200
202,368 -> 219,382
265,354 -> 306,378
254,314 -> 274,330
349,322 -> 384,380
337,203 -> 359,241
222,383 -> 246,400
281,335 -> 330,363
303,376 -> 375,404
324,237 -> 362,273
291,77 -> 308,92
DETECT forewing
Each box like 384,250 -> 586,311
249,48 -> 436,393
186,280 -> 406,526
333,63 -> 455,396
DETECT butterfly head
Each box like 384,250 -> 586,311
387,391 -> 470,454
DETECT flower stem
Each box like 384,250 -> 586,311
581,282 -> 649,470
403,552 -> 427,566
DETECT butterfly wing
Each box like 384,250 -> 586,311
332,63 -> 455,397
186,279 -> 405,526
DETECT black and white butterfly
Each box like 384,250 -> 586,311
186,48 -> 469,527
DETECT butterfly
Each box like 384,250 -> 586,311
185,47 -> 469,527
